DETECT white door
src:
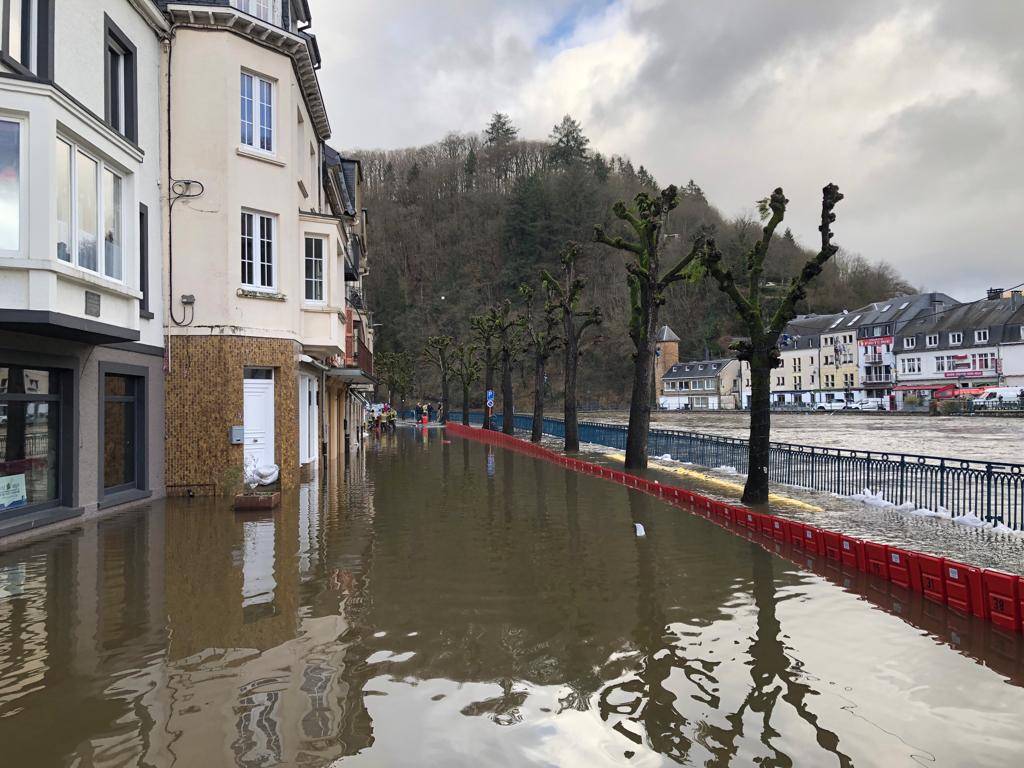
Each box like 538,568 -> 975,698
244,377 -> 275,468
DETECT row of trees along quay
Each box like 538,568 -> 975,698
388,181 -> 840,507
364,113 -> 867,507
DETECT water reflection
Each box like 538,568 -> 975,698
0,428 -> 1022,766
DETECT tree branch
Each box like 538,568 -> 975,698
700,239 -> 760,332
659,235 -> 707,287
768,183 -> 843,335
594,226 -> 644,256
748,187 -> 788,304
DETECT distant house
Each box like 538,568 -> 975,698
660,359 -> 742,410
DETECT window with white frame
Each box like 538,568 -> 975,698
0,118 -> 21,252
794,376 -> 802,390
232,0 -> 280,24
903,336 -> 916,350
304,235 -> 324,302
54,137 -> 124,279
900,357 -> 921,374
926,334 -> 939,348
240,71 -> 274,152
775,376 -> 784,387
974,329 -> 989,344
241,210 -> 275,289
949,332 -> 963,346
971,353 -> 995,371
825,374 -> 835,388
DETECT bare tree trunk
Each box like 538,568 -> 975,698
440,371 -> 450,424
743,350 -> 772,505
531,355 -> 545,443
625,305 -> 658,471
501,350 -> 514,435
462,383 -> 471,426
564,325 -> 580,453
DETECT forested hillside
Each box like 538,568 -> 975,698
354,115 -> 913,408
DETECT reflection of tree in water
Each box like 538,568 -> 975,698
598,493 -> 853,766
459,677 -> 528,726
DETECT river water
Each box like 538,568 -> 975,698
585,411 -> 1024,466
1,429 -> 1023,766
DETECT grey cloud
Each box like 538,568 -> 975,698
308,0 -> 1024,300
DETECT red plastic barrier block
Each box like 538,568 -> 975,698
886,548 -> 915,590
945,560 -> 987,618
823,531 -> 842,562
802,525 -> 826,556
757,514 -> 775,537
863,542 -> 889,579
1020,577 -> 1024,633
770,517 -> 788,541
839,536 -> 866,571
787,521 -> 806,549
739,509 -> 758,529
982,570 -> 1021,633
713,502 -> 732,522
915,554 -> 946,605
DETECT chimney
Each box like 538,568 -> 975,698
987,288 -> 1004,301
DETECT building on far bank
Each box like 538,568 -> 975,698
660,358 -> 742,410
1,0 -> 168,537
894,291 -> 1024,405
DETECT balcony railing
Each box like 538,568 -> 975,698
346,337 -> 373,377
862,372 -> 893,384
862,353 -> 884,364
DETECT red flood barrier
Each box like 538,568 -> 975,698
770,517 -> 788,541
802,525 -> 826,556
864,542 -> 889,579
839,535 -> 866,571
944,561 -> 987,619
886,548 -> 916,590
915,554 -> 946,605
983,571 -> 1021,633
758,514 -> 776,537
787,521 -> 806,549
823,531 -> 843,562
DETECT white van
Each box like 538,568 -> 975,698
972,387 -> 1024,408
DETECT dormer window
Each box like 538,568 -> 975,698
903,337 -> 916,350
233,0 -> 281,25
949,332 -> 963,346
974,329 -> 989,344
926,334 -> 938,348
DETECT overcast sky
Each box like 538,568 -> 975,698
309,0 -> 1023,302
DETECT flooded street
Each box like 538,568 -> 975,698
587,411 -> 1024,465
2,429 -> 1024,767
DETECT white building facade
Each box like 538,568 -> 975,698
1,0 -> 168,538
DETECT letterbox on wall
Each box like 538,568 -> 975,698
230,426 -> 245,445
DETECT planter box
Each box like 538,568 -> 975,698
233,491 -> 281,511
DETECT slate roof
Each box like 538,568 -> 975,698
897,295 -> 1024,352
663,359 -> 735,380
656,325 -> 680,343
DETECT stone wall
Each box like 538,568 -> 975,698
165,335 -> 301,496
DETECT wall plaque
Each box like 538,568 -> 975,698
85,291 -> 101,317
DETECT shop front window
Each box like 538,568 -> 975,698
0,365 -> 63,512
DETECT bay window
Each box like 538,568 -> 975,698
241,210 -> 275,290
0,118 -> 19,252
56,137 -> 125,279
232,0 -> 280,25
240,71 -> 274,153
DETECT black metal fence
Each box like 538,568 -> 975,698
452,411 -> 1024,530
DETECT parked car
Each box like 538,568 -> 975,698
814,401 -> 848,411
844,399 -> 885,411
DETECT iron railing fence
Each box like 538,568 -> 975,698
451,410 -> 1024,529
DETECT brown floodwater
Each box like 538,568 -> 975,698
2,428 -> 1024,767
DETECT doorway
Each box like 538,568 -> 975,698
243,369 -> 275,469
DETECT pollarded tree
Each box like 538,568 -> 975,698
451,343 -> 483,426
470,311 -> 501,430
423,335 -> 454,425
696,184 -> 843,505
542,243 -> 602,453
492,300 -> 524,435
518,283 -> 562,443
595,186 -> 706,470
